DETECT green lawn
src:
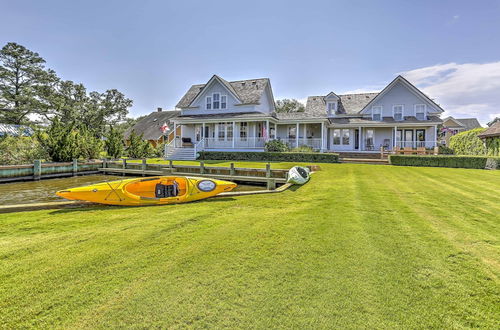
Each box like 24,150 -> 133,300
1,164 -> 499,328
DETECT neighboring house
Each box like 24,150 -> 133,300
478,121 -> 500,139
440,117 -> 482,145
168,75 -> 445,159
124,109 -> 180,147
0,124 -> 34,137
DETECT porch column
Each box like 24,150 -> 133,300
358,126 -> 362,151
320,122 -> 325,151
394,125 -> 397,149
253,122 -> 257,148
266,120 -> 270,141
202,122 -> 205,139
296,123 -> 299,148
232,121 -> 236,148
434,125 -> 438,147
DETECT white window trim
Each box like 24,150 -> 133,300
332,128 -> 341,145
212,93 -> 221,110
327,102 -> 337,114
372,106 -> 382,121
414,104 -> 427,120
221,95 -> 227,109
206,96 -> 212,110
392,104 -> 404,121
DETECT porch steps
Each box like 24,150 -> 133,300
337,152 -> 381,159
340,158 -> 389,165
165,148 -> 196,160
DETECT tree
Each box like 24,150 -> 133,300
105,125 -> 124,159
126,130 -> 154,158
275,99 -> 305,113
77,125 -> 104,159
0,42 -> 57,124
36,119 -> 80,162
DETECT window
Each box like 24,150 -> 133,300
206,96 -> 212,110
333,129 -> 341,145
240,122 -> 247,141
366,129 -> 374,148
227,122 -> 233,139
288,126 -> 296,139
221,95 -> 227,109
213,93 -> 220,110
415,104 -> 426,120
327,102 -> 337,114
372,106 -> 382,121
393,105 -> 403,121
342,129 -> 350,144
218,122 -> 225,141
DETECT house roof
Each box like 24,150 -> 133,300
306,93 -> 379,116
329,115 -> 442,125
124,110 -> 180,141
0,124 -> 34,137
176,111 -> 276,121
176,76 -> 271,108
456,118 -> 482,130
478,121 -> 500,138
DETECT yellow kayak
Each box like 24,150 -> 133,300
56,176 -> 237,206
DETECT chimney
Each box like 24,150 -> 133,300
157,107 -> 162,112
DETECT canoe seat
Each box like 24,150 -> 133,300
155,182 -> 179,198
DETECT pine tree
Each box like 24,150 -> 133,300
105,126 -> 124,159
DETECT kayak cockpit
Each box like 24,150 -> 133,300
124,177 -> 189,200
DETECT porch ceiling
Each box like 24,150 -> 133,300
329,115 -> 442,127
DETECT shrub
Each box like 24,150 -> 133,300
265,139 -> 289,152
484,137 -> 500,156
438,145 -> 454,155
37,119 -> 81,162
389,155 -> 499,169
291,145 -> 314,153
105,126 -> 124,159
0,136 -> 48,165
126,130 -> 155,158
198,151 -> 339,163
77,126 -> 104,160
449,128 -> 487,155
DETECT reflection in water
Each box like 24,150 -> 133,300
0,175 -> 264,205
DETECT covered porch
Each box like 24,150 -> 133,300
327,125 -> 439,152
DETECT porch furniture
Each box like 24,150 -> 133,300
403,147 -> 414,155
416,147 -> 426,155
383,139 -> 390,149
182,137 -> 194,148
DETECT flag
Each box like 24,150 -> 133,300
160,122 -> 169,134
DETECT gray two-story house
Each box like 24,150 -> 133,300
167,75 -> 443,159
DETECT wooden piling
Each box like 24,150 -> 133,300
33,160 -> 41,181
265,163 -> 271,178
141,158 -> 147,177
230,163 -> 235,176
200,161 -> 205,174
122,159 -> 127,176
72,159 -> 78,176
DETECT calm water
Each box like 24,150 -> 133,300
0,175 -> 264,205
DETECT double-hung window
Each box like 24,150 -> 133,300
213,93 -> 220,110
415,104 -> 426,120
227,122 -> 233,139
342,129 -> 350,144
221,95 -> 227,109
288,126 -> 296,139
206,96 -> 212,110
393,105 -> 403,121
240,122 -> 247,141
333,129 -> 341,145
372,106 -> 382,121
218,122 -> 225,141
327,102 -> 337,115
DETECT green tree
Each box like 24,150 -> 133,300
0,42 -> 57,124
36,119 -> 80,162
275,99 -> 305,113
449,128 -> 487,155
0,136 -> 48,165
77,125 -> 104,160
105,126 -> 124,159
126,130 -> 154,158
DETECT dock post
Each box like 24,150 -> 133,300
169,160 -> 174,173
102,158 -> 107,169
33,159 -> 41,181
72,159 -> 78,176
267,179 -> 276,190
230,163 -> 235,176
266,163 -> 271,178
200,161 -> 205,175
141,158 -> 147,177
122,158 -> 126,176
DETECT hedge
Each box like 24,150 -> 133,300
197,151 -> 339,163
449,128 -> 487,155
389,155 -> 500,169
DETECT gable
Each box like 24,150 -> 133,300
189,79 -> 241,109
360,76 -> 444,115
442,117 -> 464,128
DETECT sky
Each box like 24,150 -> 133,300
1,0 -> 500,124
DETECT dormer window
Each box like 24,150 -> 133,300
393,105 -> 403,121
415,104 -> 426,120
206,93 -> 227,110
372,106 -> 382,121
327,102 -> 337,115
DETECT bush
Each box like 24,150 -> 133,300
449,128 -> 487,155
77,126 -> 104,160
438,145 -> 454,155
198,151 -> 339,163
484,137 -> 500,156
0,136 -> 48,165
265,139 -> 289,152
126,130 -> 155,158
389,155 -> 500,169
105,126 -> 124,159
291,145 -> 314,153
37,119 -> 81,162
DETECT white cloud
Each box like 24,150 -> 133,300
401,62 -> 500,125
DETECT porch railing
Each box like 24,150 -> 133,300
277,138 -> 322,150
202,137 -> 267,149
394,140 -> 437,149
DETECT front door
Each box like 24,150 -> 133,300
404,130 -> 414,148
354,129 -> 359,150
416,129 -> 426,148
204,126 -> 210,139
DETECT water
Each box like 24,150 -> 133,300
0,175 -> 265,206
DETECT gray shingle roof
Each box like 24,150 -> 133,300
306,93 -> 379,116
176,76 -> 270,108
124,111 -> 180,141
456,118 -> 482,130
478,121 -> 500,138
0,124 -> 34,137
329,115 -> 442,125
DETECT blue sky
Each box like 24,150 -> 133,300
2,0 -> 500,123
